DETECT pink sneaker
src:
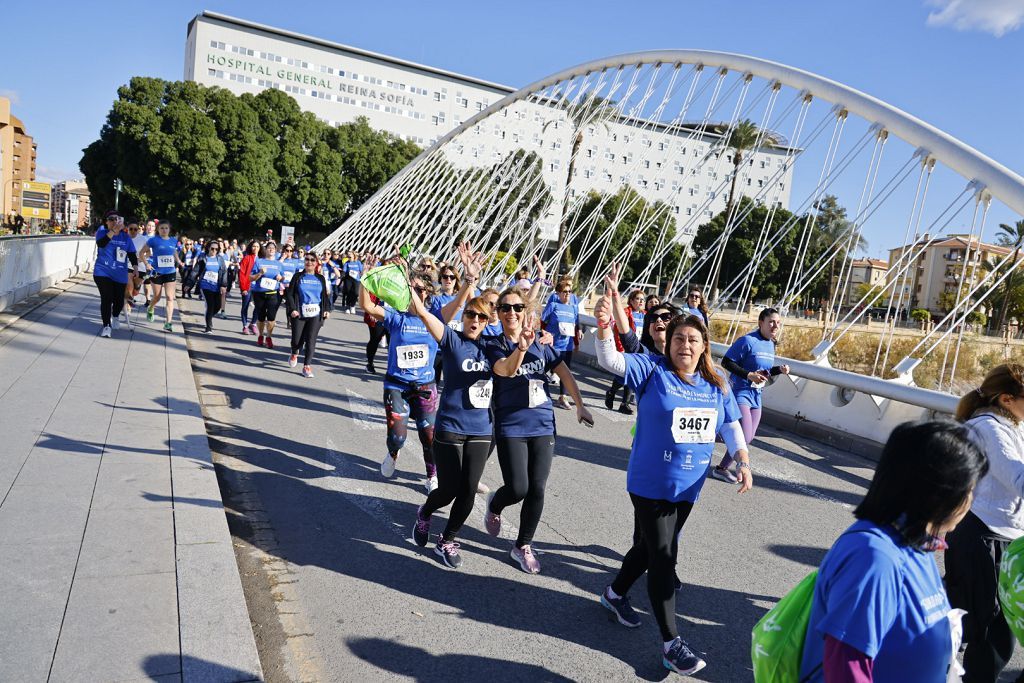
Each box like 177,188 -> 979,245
510,544 -> 540,574
289,354 -> 298,367
302,365 -> 314,378
241,326 -> 251,335
248,323 -> 257,335
484,491 -> 501,537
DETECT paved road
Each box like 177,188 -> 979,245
177,296 -> 1021,682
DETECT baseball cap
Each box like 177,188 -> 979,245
104,210 -> 121,220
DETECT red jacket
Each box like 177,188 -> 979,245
612,304 -> 639,352
239,253 -> 256,291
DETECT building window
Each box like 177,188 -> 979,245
457,97 -> 468,108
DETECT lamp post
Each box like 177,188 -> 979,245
113,178 -> 123,211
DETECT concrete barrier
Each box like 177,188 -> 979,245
0,235 -> 95,312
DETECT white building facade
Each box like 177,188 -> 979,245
185,12 -> 795,244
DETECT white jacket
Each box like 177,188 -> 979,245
966,411 -> 1024,539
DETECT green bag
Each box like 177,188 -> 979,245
751,570 -> 817,683
999,535 -> 1024,646
362,263 -> 411,312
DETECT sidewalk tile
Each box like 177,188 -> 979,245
92,462 -> 172,511
76,508 -> 175,579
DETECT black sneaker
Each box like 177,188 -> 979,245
434,540 -> 463,569
600,587 -> 641,628
604,388 -> 614,410
412,506 -> 430,547
663,637 -> 706,676
618,404 -> 634,415
366,361 -> 376,374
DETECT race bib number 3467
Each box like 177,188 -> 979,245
670,407 -> 717,444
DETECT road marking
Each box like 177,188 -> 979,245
345,388 -> 386,431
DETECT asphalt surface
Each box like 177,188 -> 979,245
175,295 -> 1022,683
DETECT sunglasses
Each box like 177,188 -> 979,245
653,312 -> 674,322
441,274 -> 457,281
413,286 -> 427,294
688,293 -> 701,299
463,310 -> 489,321
497,303 -> 526,313
558,289 -> 571,294
304,257 -> 318,262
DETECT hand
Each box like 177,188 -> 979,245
577,404 -> 594,427
604,262 -> 621,298
737,465 -> 753,494
518,313 -> 536,350
780,364 -> 791,375
747,371 -> 765,383
290,310 -> 299,318
593,293 -> 613,328
533,254 -> 546,280
537,329 -> 554,346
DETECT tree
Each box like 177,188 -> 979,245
808,195 -> 867,306
994,219 -> 1024,333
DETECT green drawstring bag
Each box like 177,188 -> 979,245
751,570 -> 817,683
362,263 -> 411,311
999,536 -> 1024,646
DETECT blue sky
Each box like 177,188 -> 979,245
2,0 -> 1022,253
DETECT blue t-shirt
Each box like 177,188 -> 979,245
724,330 -> 776,393
483,322 -> 503,338
542,300 -> 579,352
327,260 -> 343,284
146,236 -> 178,275
250,258 -> 283,293
93,227 -> 136,284
799,520 -> 952,683
281,257 -> 303,285
429,292 -> 458,323
198,255 -> 224,292
182,247 -> 199,268
297,273 -> 323,307
436,327 -> 493,436
623,355 -> 740,503
630,308 -> 645,331
484,335 -> 562,438
683,306 -> 708,325
344,260 -> 364,280
383,308 -> 438,390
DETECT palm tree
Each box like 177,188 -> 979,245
995,219 -> 1024,333
722,119 -> 770,218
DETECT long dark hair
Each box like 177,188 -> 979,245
955,363 -> 1024,424
640,303 -> 678,355
687,287 -> 709,320
664,314 -> 728,393
855,420 -> 988,548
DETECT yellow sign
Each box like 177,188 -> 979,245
21,181 -> 52,220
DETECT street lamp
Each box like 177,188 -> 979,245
113,178 -> 123,211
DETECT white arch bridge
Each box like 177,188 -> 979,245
317,50 -> 1024,445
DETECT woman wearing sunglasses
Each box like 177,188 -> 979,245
405,247 -> 494,568
194,241 -> 228,334
604,288 -> 647,415
683,288 -> 709,326
284,252 -> 331,377
360,265 -> 441,493
541,280 -> 581,409
483,288 -> 593,574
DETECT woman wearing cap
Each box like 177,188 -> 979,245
285,251 -> 331,377
250,242 -> 285,348
93,213 -> 139,337
139,220 -> 181,332
194,241 -> 228,334
946,363 -> 1024,682
711,307 -> 790,483
483,287 -> 593,575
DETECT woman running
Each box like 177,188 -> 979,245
93,212 -> 139,337
605,288 -> 647,415
408,250 -> 494,568
682,288 -> 709,326
250,242 -> 285,348
593,292 -> 750,676
238,240 -> 259,335
360,265 -> 441,493
285,251 -> 331,377
483,288 -> 593,574
139,220 -> 181,332
341,250 -> 363,314
541,280 -> 581,409
194,241 -> 228,334
123,219 -> 148,323
710,307 -> 790,483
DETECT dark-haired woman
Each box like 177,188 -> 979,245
799,420 -> 988,683
946,363 -> 1024,683
683,288 -> 709,326
250,242 -> 284,348
194,241 -> 228,333
238,240 -> 259,335
711,307 -> 790,483
594,289 -> 749,676
285,252 -> 331,377
604,288 -> 647,415
93,213 -> 139,337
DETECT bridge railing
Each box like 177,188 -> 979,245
0,235 -> 95,312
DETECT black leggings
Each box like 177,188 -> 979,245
612,494 -> 694,642
607,377 -> 634,407
489,435 -> 555,548
341,278 -> 358,308
423,431 -> 492,542
290,316 -> 324,365
251,291 -> 281,322
367,324 -> 389,363
945,510 -> 1018,683
202,289 -> 221,330
94,275 -> 126,326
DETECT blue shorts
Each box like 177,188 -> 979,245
733,387 -> 762,410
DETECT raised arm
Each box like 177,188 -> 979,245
526,255 -> 546,304
408,281 -> 446,342
440,242 -> 483,322
491,314 -> 536,377
359,282 -> 386,321
604,262 -> 632,333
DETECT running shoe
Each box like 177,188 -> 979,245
510,544 -> 541,574
289,354 -> 298,368
601,587 -> 642,628
554,395 -> 571,410
100,326 -> 112,338
618,404 -> 634,415
146,308 -> 155,323
111,318 -> 120,331
217,311 -> 228,319
663,637 -> 706,676
604,388 -> 614,410
412,506 -> 431,546
241,325 -> 251,335
380,452 -> 397,478
435,540 -> 463,569
163,322 -> 173,332
709,466 -> 738,484
118,310 -> 128,323
424,474 -> 438,494
248,323 -> 257,335
476,481 -> 490,495
203,327 -> 212,334
257,335 -> 265,347
266,337 -> 274,349
366,361 -> 376,374
302,366 -> 314,378
484,491 -> 501,536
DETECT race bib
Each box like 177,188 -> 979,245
447,319 -> 463,332
115,248 -> 127,263
202,271 -> 218,284
348,269 -> 359,279
558,321 -> 575,337
283,272 -> 294,284
527,379 -> 547,408
670,407 -> 717,444
396,344 -> 429,369
157,254 -> 174,269
301,303 -> 321,317
260,277 -> 277,291
468,379 -> 493,409
185,256 -> 193,266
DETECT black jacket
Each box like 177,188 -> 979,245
285,271 -> 331,318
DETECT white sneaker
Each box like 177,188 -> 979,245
424,475 -> 438,493
118,310 -> 128,322
111,318 -> 120,330
100,326 -> 112,338
380,452 -> 398,478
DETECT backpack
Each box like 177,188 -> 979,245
999,535 -> 1024,646
751,570 -> 818,683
